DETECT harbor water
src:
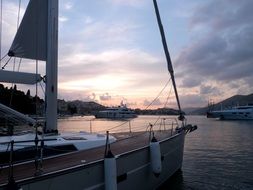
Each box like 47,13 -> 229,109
58,115 -> 253,190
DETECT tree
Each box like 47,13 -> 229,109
26,89 -> 31,97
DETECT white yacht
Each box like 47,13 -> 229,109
95,106 -> 137,119
207,105 -> 253,120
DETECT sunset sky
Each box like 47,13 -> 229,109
1,0 -> 253,109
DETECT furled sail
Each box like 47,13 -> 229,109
0,70 -> 41,84
8,0 -> 48,61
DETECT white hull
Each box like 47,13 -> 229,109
207,106 -> 253,120
0,132 -> 116,166
95,112 -> 137,119
0,132 -> 185,190
95,106 -> 137,119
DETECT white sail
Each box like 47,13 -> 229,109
0,70 -> 41,84
7,0 -> 58,131
8,0 -> 48,61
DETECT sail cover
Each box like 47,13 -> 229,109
0,70 -> 42,84
8,0 -> 48,61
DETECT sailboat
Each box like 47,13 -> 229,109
0,0 -> 197,189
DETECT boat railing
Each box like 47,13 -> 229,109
0,137 -> 57,187
86,116 -> 180,136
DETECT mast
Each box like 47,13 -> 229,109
3,0 -> 58,131
153,0 -> 184,120
45,0 -> 58,132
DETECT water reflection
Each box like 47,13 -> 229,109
57,115 -> 253,190
157,170 -> 185,190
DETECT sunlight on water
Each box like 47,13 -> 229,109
58,115 -> 180,134
57,115 -> 253,189
182,116 -> 253,190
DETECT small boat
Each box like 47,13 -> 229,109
0,0 -> 197,189
95,105 -> 137,119
207,105 -> 253,120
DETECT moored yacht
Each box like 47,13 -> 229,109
207,105 -> 253,120
95,106 -> 137,119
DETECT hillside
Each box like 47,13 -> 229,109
187,93 -> 253,115
0,84 -> 44,115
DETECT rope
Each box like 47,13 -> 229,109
152,82 -> 173,127
17,57 -> 22,71
39,81 -> 45,96
11,0 -> 22,71
1,56 -> 11,69
16,0 -> 22,72
143,78 -> 171,110
0,0 -> 2,68
17,0 -> 21,28
8,0 -> 22,108
96,79 -> 172,134
0,53 -> 7,62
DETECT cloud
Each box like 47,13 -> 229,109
108,0 -> 146,7
181,77 -> 201,88
4,0 -> 253,109
199,85 -> 219,95
175,0 -> 253,104
59,16 -> 68,22
100,93 -> 112,101
58,48 -> 167,92
190,0 -> 253,31
1,2 -> 27,54
180,94 -> 207,108
63,2 -> 73,10
143,98 -> 163,107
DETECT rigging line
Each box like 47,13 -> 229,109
17,56 -> 22,71
105,120 -> 131,131
16,0 -> 22,71
12,0 -> 22,71
153,0 -> 183,116
143,78 -> 171,110
97,79 -> 172,133
0,53 -> 7,62
1,56 -> 11,69
0,0 -> 2,68
113,131 -> 150,143
152,83 -> 173,127
17,0 -> 21,28
35,59 -> 39,122
9,0 -> 22,109
39,81 -> 45,95
9,83 -> 14,107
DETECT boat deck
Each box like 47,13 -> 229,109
0,130 -> 174,186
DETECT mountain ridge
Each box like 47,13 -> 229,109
185,93 -> 253,115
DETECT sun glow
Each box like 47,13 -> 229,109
59,75 -> 128,92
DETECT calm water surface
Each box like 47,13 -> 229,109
58,115 -> 253,190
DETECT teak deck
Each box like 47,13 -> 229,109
0,130 -> 173,186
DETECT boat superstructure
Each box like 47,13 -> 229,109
207,105 -> 253,120
95,106 -> 137,119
